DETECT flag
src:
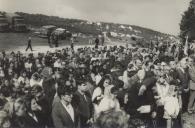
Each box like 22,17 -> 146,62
184,35 -> 189,56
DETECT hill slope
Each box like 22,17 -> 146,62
16,12 -> 171,43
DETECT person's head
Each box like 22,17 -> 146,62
110,86 -> 119,99
98,74 -> 112,89
169,61 -> 176,69
134,59 -> 142,69
188,56 -> 195,66
137,70 -> 145,81
31,72 -> 40,81
13,73 -> 18,79
56,58 -> 61,63
0,111 -> 11,128
8,69 -> 13,76
4,79 -> 9,86
31,85 -> 43,101
94,110 -> 129,128
180,58 -> 188,69
13,98 -> 26,117
143,61 -> 152,71
77,80 -> 88,93
21,71 -> 26,77
57,85 -> 73,104
127,63 -> 134,71
25,95 -> 41,113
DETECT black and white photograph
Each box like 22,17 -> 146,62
0,0 -> 195,128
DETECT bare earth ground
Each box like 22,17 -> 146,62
0,33 -> 128,54
0,33 -> 194,127
0,32 -> 93,52
182,113 -> 195,128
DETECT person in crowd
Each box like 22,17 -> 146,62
72,79 -> 93,128
187,56 -> 195,113
18,71 -> 30,87
155,73 -> 180,128
29,72 -> 43,87
94,110 -> 129,128
31,85 -> 51,127
176,58 -> 190,112
0,36 -> 194,128
0,110 -> 11,128
11,97 -> 38,128
92,74 -> 113,118
52,84 -> 78,128
97,86 -> 121,115
125,69 -> 157,127
24,95 -> 45,128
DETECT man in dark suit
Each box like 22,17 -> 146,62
125,69 -> 157,127
176,58 -> 189,112
52,85 -> 78,128
72,80 -> 93,128
187,57 -> 195,113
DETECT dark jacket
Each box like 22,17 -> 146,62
72,91 -> 93,127
176,68 -> 189,91
12,113 -> 43,128
126,76 -> 156,118
52,96 -> 79,128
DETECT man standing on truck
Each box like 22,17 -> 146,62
25,36 -> 33,51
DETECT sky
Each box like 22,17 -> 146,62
0,0 -> 191,35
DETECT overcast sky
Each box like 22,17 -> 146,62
0,0 -> 191,35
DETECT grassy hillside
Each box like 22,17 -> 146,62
16,12 -> 171,42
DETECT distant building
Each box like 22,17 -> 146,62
0,12 -> 9,32
4,12 -> 27,32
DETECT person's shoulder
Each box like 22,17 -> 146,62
73,91 -> 81,97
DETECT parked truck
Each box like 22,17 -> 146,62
38,25 -> 57,38
0,12 -> 9,32
5,13 -> 27,32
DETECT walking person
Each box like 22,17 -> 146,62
26,36 -> 33,51
95,37 -> 99,49
70,37 -> 75,51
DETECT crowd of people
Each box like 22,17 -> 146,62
0,38 -> 195,128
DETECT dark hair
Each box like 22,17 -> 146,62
24,94 -> 35,113
76,79 -> 87,86
98,74 -> 112,92
31,85 -> 43,95
57,85 -> 73,99
13,97 -> 26,116
0,85 -> 12,98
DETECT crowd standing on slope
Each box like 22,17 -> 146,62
0,38 -> 195,128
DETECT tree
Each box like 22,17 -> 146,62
180,0 -> 195,42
